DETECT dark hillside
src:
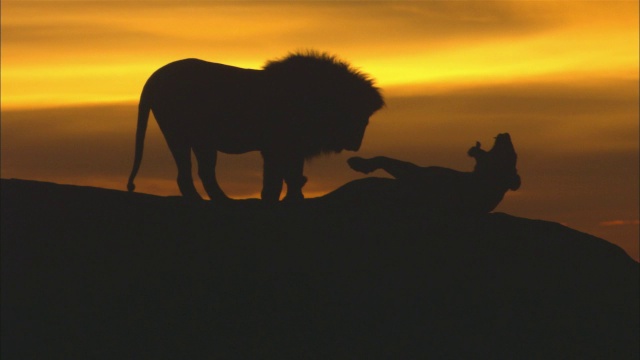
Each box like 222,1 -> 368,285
2,179 -> 638,359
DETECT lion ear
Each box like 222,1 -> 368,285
468,141 -> 485,158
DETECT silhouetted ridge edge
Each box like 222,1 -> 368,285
2,178 -> 638,359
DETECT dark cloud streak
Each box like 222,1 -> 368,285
1,2 -> 563,59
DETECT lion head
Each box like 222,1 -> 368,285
263,51 -> 385,158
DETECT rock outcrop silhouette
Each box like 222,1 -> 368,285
2,179 -> 638,359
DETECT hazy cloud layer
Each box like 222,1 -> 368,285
1,2 -> 556,45
2,1 -> 637,107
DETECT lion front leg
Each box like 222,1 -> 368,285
261,153 -> 284,203
261,153 -> 306,203
282,158 -> 306,203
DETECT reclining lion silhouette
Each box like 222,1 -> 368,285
326,133 -> 520,214
127,51 -> 384,202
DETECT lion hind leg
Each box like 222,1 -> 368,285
193,146 -> 228,201
168,143 -> 201,200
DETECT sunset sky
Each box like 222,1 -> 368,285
1,1 -> 638,259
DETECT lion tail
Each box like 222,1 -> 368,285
127,96 -> 151,192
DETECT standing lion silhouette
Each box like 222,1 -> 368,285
127,51 -> 384,202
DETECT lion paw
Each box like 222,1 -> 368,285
348,157 -> 375,174
282,192 -> 304,203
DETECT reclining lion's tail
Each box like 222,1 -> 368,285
127,96 -> 151,192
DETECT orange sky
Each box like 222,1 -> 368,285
1,1 -> 638,260
2,1 -> 638,109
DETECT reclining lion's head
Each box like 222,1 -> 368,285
468,133 -> 521,191
263,51 -> 385,158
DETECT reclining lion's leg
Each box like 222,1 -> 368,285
193,145 -> 228,201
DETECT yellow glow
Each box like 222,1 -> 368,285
2,1 -> 637,109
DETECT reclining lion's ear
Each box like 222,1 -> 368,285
509,173 -> 521,191
468,141 -> 486,158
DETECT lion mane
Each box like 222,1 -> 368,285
127,51 -> 384,202
262,51 -> 384,157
